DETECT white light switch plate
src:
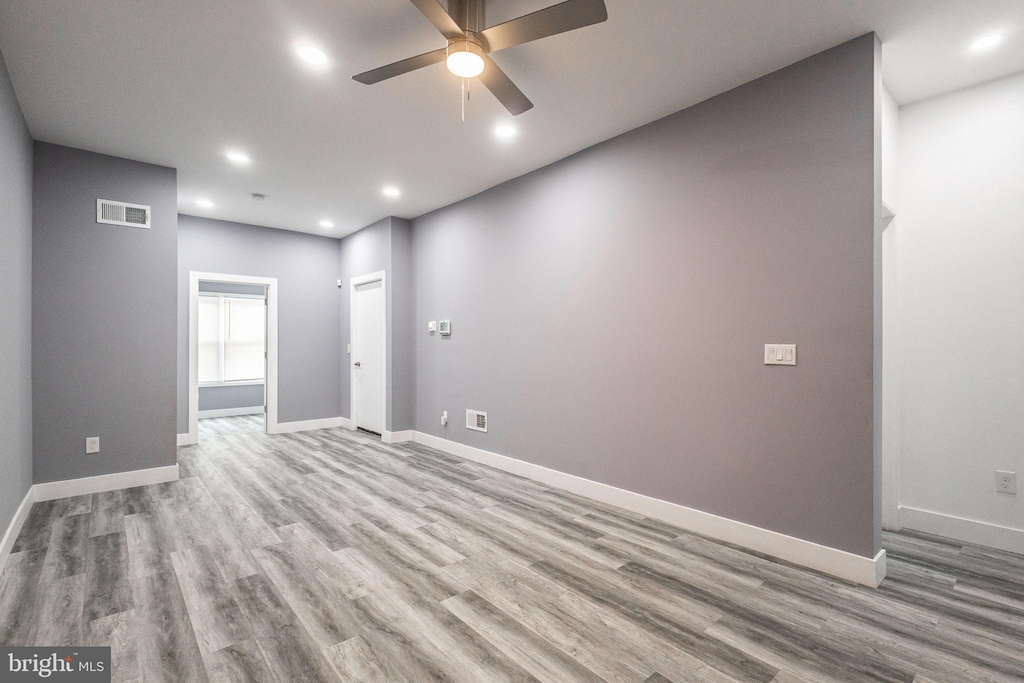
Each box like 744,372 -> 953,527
85,437 -> 100,454
428,321 -> 436,333
764,344 -> 797,365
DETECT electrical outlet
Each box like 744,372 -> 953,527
441,411 -> 448,427
85,437 -> 100,454
996,471 -> 1017,495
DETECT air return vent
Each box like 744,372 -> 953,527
466,409 -> 487,433
96,198 -> 151,228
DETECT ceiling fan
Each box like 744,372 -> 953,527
353,0 -> 609,116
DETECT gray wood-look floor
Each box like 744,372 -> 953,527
2,420 -> 1023,682
199,414 -> 265,440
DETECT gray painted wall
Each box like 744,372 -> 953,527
177,214 -> 342,431
410,35 -> 880,557
198,384 -> 264,412
338,216 -> 415,432
390,218 -> 415,431
33,143 -> 178,483
0,48 -> 33,526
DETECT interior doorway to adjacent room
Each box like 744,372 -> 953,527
188,272 -> 279,443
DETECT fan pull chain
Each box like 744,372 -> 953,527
461,78 -> 472,123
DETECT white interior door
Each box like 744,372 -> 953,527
353,279 -> 385,434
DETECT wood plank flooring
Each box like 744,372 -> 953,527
199,414 -> 265,440
2,419 -> 1023,682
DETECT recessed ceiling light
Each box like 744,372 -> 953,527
297,45 -> 328,66
382,186 -> 401,198
196,198 -> 214,208
970,34 -> 1004,52
225,150 -> 251,165
495,125 -> 516,139
320,219 -> 334,228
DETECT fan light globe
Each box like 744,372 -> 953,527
446,42 -> 485,78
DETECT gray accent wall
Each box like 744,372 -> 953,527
338,216 -> 414,432
177,214 -> 342,431
0,48 -> 33,527
33,143 -> 178,483
410,35 -> 881,558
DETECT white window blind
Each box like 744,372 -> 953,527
198,294 -> 265,384
224,298 -> 265,381
198,296 -> 221,383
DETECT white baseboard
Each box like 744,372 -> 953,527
339,417 -> 354,430
411,431 -> 886,587
899,506 -> 1024,555
273,417 -> 346,434
198,406 -> 264,419
177,433 -> 196,447
0,487 -> 35,577
33,464 -> 180,502
382,430 -> 412,444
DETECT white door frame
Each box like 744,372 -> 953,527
350,270 -> 387,434
187,271 -> 279,444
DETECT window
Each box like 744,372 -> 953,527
198,293 -> 266,384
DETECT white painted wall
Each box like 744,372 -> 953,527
880,85 -> 900,530
894,73 -> 1024,545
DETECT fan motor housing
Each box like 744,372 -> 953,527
447,35 -> 485,57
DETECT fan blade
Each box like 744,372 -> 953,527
478,55 -> 533,115
353,48 -> 448,84
409,0 -> 465,39
480,0 -> 607,53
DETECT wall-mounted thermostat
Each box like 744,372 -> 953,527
439,320 -> 451,336
428,321 -> 436,333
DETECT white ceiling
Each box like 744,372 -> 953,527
1,0 -> 1021,237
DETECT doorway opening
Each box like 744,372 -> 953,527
350,271 -> 387,437
188,272 -> 279,443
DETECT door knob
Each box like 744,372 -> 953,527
354,362 -> 361,367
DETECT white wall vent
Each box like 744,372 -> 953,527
96,198 -> 151,229
466,409 -> 487,433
